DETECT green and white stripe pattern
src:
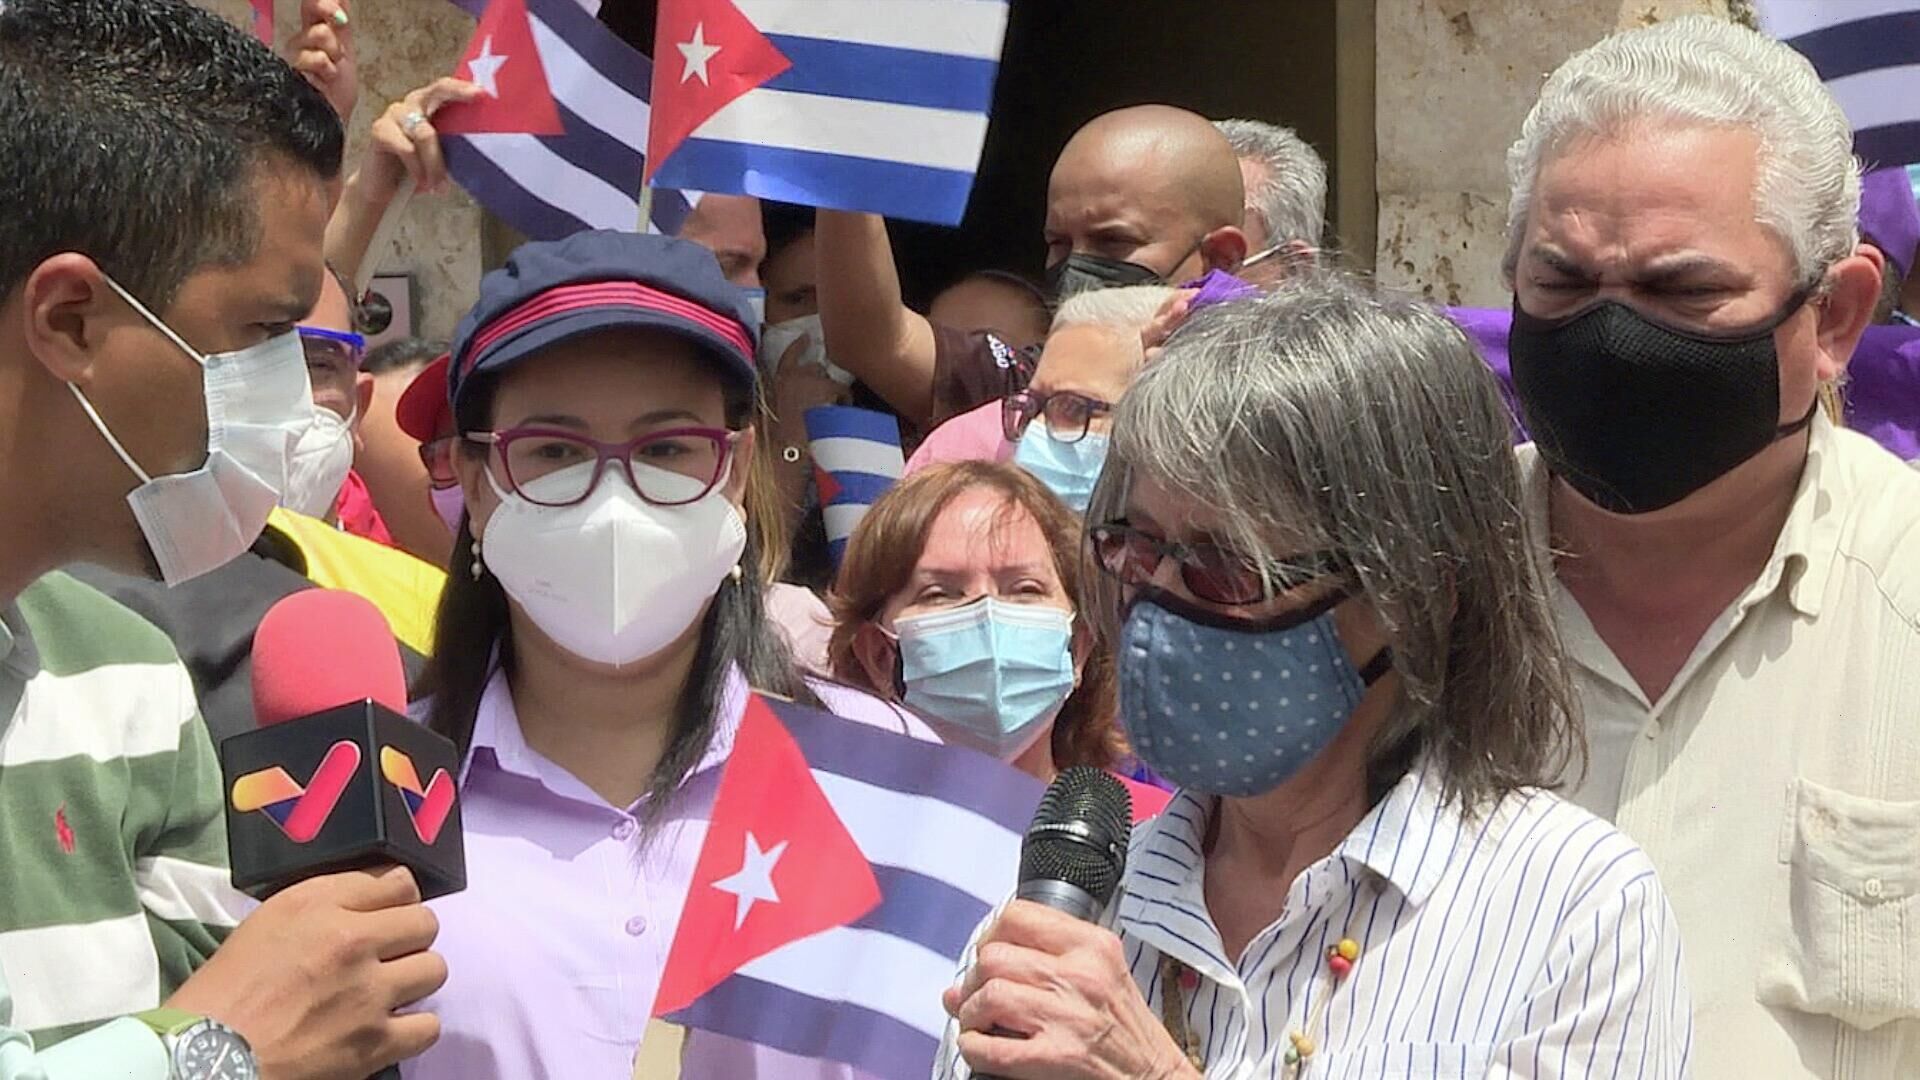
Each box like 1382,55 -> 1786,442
0,572 -> 250,1048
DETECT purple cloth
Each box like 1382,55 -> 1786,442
1445,307 -> 1920,462
1862,166 -> 1920,280
1181,269 -> 1260,309
1844,325 -> 1920,461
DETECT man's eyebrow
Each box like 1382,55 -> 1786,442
1528,246 -> 1591,278
1636,253 -> 1744,287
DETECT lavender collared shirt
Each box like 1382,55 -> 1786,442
403,666 -> 937,1080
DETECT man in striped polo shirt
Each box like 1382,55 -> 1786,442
0,1 -> 445,1077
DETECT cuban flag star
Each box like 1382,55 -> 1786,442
645,0 -> 1010,226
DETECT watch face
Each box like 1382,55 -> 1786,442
174,1023 -> 258,1080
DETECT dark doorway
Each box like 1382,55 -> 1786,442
601,1 -> 1353,307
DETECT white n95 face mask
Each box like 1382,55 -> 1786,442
282,403 -> 356,519
479,460 -> 748,668
759,313 -> 855,386
76,276 -> 316,585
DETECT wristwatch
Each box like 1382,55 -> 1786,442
135,1008 -> 258,1080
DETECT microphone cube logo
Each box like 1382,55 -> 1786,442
380,746 -> 456,845
230,740 -> 363,843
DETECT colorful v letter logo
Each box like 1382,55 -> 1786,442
380,747 -> 456,845
230,741 -> 363,843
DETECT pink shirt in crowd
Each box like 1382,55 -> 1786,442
766,582 -> 835,672
903,399 -> 1010,476
403,666 -> 936,1080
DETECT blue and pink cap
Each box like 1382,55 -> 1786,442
398,231 -> 759,441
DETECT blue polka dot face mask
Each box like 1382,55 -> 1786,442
1117,590 -> 1390,798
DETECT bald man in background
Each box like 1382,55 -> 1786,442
677,193 -> 767,290
814,104 -> 1246,435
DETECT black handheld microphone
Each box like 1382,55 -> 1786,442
977,767 -> 1132,1080
1015,766 -> 1133,920
218,589 -> 466,1080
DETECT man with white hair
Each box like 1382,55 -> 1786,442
1504,16 -> 1920,1075
1213,118 -> 1327,282
903,286 -> 1176,508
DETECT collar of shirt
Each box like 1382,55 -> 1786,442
1521,410 -> 1841,622
1115,765 -> 1457,984
0,601 -> 37,681
459,661 -> 750,813
1520,410 -> 1844,711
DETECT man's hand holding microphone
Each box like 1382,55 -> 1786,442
162,591 -> 463,1079
164,867 -> 444,1080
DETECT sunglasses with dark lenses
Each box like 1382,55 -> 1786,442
1002,388 -> 1113,444
1089,522 -> 1345,606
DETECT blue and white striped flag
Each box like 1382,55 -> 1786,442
805,405 -> 905,565
655,694 -> 1041,1076
441,0 -> 696,238
1760,0 -> 1920,168
646,0 -> 1009,226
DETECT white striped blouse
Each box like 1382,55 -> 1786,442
935,766 -> 1694,1078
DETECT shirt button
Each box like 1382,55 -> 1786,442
612,818 -> 636,841
625,915 -> 648,936
1865,878 -> 1885,899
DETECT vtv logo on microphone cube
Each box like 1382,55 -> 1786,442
219,699 -> 466,900
380,747 -> 456,844
230,741 -> 363,843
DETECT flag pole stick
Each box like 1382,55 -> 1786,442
636,183 -> 656,234
353,186 -> 415,300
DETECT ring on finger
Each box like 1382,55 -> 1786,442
400,110 -> 428,138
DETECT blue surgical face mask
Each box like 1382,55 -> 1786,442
892,596 -> 1077,760
1118,591 -> 1389,797
1011,424 -> 1108,515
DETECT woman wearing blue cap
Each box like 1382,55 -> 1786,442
405,230 -> 922,1079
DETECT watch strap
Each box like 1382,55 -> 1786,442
133,1007 -> 207,1038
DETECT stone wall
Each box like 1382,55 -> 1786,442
198,0 -> 480,342
1373,0 -> 1731,307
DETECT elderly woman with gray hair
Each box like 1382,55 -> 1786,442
935,273 -> 1694,1079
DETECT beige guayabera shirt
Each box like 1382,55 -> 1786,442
1522,413 -> 1920,1079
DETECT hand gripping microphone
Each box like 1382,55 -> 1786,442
220,592 -> 463,1080
975,768 -> 1132,1080
221,588 -> 466,901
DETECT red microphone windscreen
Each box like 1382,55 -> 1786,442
251,589 -> 409,728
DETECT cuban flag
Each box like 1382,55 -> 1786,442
1758,0 -> 1920,167
437,0 -> 697,238
645,0 -> 1009,226
654,694 -> 1040,1075
804,405 -> 905,566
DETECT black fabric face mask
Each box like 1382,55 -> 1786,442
1045,251 -> 1168,300
1507,290 -> 1818,514
1046,238 -> 1203,301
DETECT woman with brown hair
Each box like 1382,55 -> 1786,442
827,460 -> 1169,815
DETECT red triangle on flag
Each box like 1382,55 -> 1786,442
249,0 -> 273,44
814,467 -> 842,507
653,694 -> 881,1017
433,0 -> 565,137
644,0 -> 792,183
